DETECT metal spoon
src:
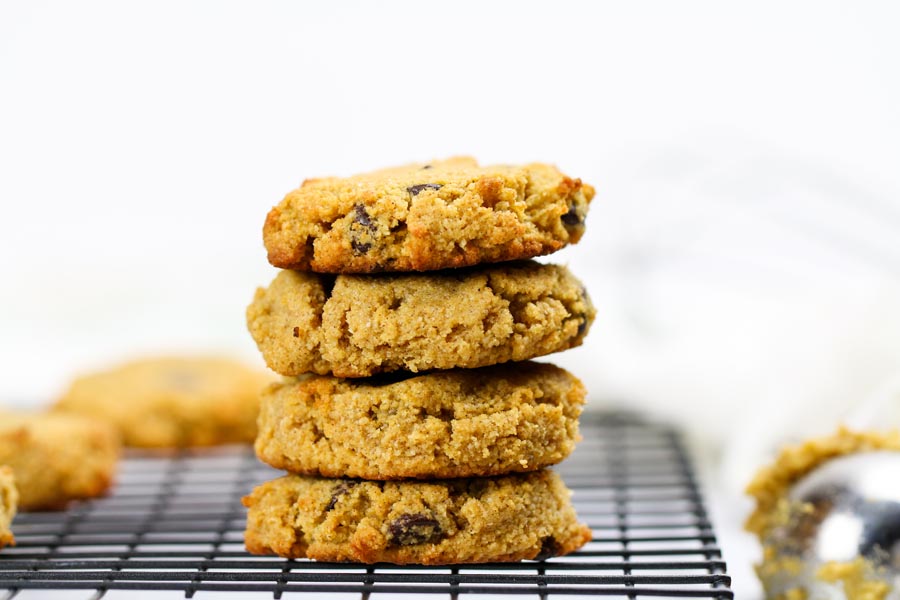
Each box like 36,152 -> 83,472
765,451 -> 900,599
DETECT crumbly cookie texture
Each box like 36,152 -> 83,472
247,261 -> 594,378
243,469 -> 591,564
256,362 -> 585,479
55,356 -> 275,447
264,157 -> 595,273
0,466 -> 16,548
0,412 -> 119,510
746,428 -> 900,600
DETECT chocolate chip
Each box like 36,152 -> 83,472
325,481 -> 357,512
387,513 -> 443,546
576,316 -> 588,337
534,536 -> 560,560
350,204 -> 377,255
576,287 -> 590,336
422,165 -> 433,170
292,326 -> 300,338
351,240 -> 371,254
407,183 -> 442,197
561,205 -> 581,226
353,204 -> 375,229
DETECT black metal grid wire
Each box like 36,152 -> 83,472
0,411 -> 733,598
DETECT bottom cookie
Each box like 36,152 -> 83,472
243,470 -> 591,564
0,466 -> 15,548
0,412 -> 119,510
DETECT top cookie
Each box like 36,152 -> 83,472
264,157 -> 594,273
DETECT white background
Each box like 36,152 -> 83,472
3,2 -> 900,597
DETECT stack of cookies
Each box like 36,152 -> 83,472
243,157 -> 596,564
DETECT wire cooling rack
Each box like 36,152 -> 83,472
0,411 -> 733,599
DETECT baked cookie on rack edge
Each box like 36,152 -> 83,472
0,466 -> 16,548
0,412 -> 119,510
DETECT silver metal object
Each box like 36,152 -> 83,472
765,451 -> 900,599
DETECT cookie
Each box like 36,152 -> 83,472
0,412 -> 119,510
256,362 -> 585,479
263,157 -> 595,273
55,356 -> 274,447
243,469 -> 591,564
247,261 -> 594,378
0,466 -> 15,548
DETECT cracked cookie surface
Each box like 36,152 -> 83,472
0,412 -> 119,510
247,261 -> 594,378
243,469 -> 591,564
264,157 -> 594,273
256,362 -> 585,479
0,466 -> 15,548
55,356 -> 275,447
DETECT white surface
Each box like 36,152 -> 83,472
3,2 -> 900,598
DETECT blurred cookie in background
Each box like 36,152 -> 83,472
55,356 -> 275,448
0,466 -> 16,547
0,411 -> 119,510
